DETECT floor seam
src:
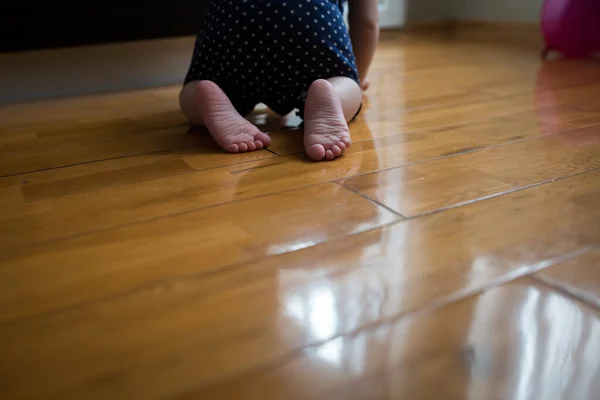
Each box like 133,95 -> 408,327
174,246 -> 593,396
531,273 -> 600,311
0,180 -> 339,254
265,147 -> 283,156
0,218 -> 404,328
335,181 -> 407,219
5,161 -> 600,260
0,142 -> 277,179
273,116 -> 600,183
11,154 -> 280,203
404,167 -> 600,220
4,98 -> 599,179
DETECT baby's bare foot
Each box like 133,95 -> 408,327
196,81 -> 270,153
303,79 -> 351,161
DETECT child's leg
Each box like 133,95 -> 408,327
303,77 -> 362,161
328,77 -> 364,122
179,80 -> 271,153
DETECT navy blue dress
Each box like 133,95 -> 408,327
184,0 -> 359,118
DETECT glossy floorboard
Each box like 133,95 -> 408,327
1,32 -> 600,399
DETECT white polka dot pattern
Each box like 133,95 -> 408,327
184,0 -> 358,117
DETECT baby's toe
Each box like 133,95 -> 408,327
227,144 -> 240,153
246,141 -> 257,151
238,142 -> 248,152
336,141 -> 346,151
332,145 -> 342,157
255,132 -> 272,147
341,137 -> 351,148
325,150 -> 335,161
254,140 -> 264,150
306,144 -> 326,161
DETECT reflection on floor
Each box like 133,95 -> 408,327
1,31 -> 600,399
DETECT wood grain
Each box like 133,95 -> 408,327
1,30 -> 600,400
1,167 -> 599,399
0,183 -> 399,324
268,91 -> 600,155
4,105 -> 599,248
0,116 -> 275,177
535,251 -> 600,308
192,279 -> 600,400
342,124 -> 600,217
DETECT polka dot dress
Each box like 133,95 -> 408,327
184,0 -> 359,118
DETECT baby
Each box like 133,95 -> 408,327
179,0 -> 379,161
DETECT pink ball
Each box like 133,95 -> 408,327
542,0 -> 600,58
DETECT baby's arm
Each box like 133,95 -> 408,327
348,0 -> 379,90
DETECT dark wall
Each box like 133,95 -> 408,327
0,2 -> 209,53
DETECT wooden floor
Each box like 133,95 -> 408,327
1,31 -> 600,399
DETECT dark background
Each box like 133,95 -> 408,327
0,2 -> 209,53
